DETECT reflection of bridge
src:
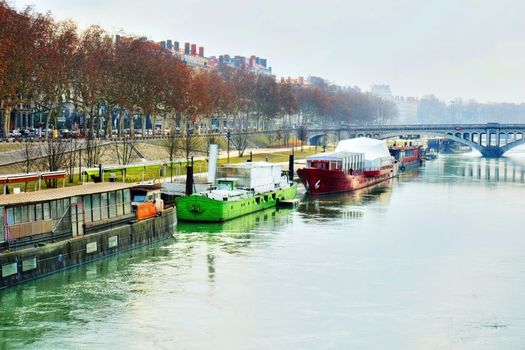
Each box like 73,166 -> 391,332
307,123 -> 525,157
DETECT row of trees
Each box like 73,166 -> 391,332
417,95 -> 525,124
0,2 -> 395,142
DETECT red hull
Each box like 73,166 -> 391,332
297,167 -> 395,196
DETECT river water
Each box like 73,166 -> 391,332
2,154 -> 525,349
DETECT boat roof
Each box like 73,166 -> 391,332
306,151 -> 362,161
0,182 -> 137,206
221,161 -> 280,169
335,137 -> 391,160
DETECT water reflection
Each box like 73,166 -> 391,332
433,155 -> 525,184
299,181 -> 393,221
176,207 -> 294,235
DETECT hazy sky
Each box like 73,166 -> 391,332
12,0 -> 525,103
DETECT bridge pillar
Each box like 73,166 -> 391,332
481,146 -> 504,157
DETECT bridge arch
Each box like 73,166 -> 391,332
379,131 -> 486,155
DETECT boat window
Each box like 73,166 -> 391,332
92,194 -> 101,221
35,203 -> 43,221
264,195 -> 269,202
123,190 -> 132,215
218,181 -> 233,191
43,202 -> 50,220
132,194 -> 147,203
84,195 -> 92,223
272,194 -> 276,200
109,191 -> 117,218
28,205 -> 35,222
7,208 -> 14,226
116,190 -> 124,216
255,197 -> 260,204
101,193 -> 109,220
49,201 -> 57,220
15,206 -> 24,224
0,207 -> 4,241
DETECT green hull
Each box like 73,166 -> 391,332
176,184 -> 298,222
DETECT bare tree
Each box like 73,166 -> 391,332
163,131 -> 178,181
18,141 -> 41,174
114,135 -> 136,165
84,130 -> 104,167
67,138 -> 79,183
297,125 -> 308,151
178,127 -> 201,162
40,139 -> 68,187
232,127 -> 249,157
17,141 -> 41,191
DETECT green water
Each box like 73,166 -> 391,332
2,154 -> 525,349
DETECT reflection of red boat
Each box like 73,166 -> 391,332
297,138 -> 398,196
388,144 -> 423,171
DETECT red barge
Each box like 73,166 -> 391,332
298,138 -> 398,196
388,143 -> 423,171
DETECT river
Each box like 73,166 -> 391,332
1,154 -> 525,349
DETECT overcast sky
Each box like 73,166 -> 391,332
12,0 -> 525,103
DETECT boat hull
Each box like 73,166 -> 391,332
176,184 -> 298,222
297,167 -> 395,196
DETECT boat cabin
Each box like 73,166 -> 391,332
130,184 -> 163,221
217,162 -> 286,193
389,146 -> 421,163
306,151 -> 365,173
0,183 -> 136,247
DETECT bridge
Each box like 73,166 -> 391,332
307,123 -> 525,157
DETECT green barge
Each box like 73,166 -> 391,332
176,162 -> 297,222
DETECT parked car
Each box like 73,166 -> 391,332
59,129 -> 71,138
9,129 -> 22,138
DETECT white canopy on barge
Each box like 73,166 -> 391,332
307,137 -> 393,171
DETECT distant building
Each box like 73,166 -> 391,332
213,53 -> 272,75
394,96 -> 418,124
371,84 -> 392,100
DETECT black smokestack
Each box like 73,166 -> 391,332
185,166 -> 193,195
288,154 -> 294,181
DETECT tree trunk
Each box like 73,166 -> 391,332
106,105 -> 112,139
118,109 -> 125,138
142,114 -> 147,136
130,113 -> 135,138
3,106 -> 12,137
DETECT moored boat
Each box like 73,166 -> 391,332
297,137 -> 398,196
388,143 -> 423,171
176,161 -> 297,222
0,180 -> 176,289
422,149 -> 438,160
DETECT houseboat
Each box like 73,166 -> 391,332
297,137 -> 398,196
388,142 -> 423,171
1,179 -> 175,289
176,162 -> 297,222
